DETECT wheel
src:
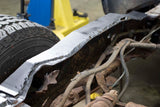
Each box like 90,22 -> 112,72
0,14 -> 59,83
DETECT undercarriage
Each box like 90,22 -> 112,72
1,2 -> 160,107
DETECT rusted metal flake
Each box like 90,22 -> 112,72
37,70 -> 60,93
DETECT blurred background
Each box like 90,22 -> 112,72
0,0 -> 104,21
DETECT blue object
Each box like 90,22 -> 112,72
27,0 -> 52,26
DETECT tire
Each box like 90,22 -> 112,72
102,0 -> 160,14
0,15 -> 59,83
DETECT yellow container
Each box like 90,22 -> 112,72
90,92 -> 101,100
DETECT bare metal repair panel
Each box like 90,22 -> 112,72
0,12 -> 146,106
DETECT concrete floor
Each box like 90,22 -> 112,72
0,0 -> 160,107
0,0 -> 19,16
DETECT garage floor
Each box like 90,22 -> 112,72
0,0 -> 160,107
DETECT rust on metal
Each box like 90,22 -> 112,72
106,76 -> 117,87
86,90 -> 118,107
96,60 -> 121,92
50,86 -> 83,107
37,70 -> 60,93
95,48 -> 152,93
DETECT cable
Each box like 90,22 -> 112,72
85,47 -> 112,104
58,41 -> 125,107
111,70 -> 125,88
118,41 -> 130,99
